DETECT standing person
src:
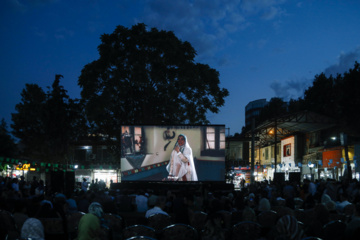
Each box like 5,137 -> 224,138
35,180 -> 45,196
90,179 -> 99,192
166,134 -> 198,181
11,178 -> 20,193
19,176 -> 26,195
81,178 -> 88,192
30,176 -> 39,196
240,178 -> 245,189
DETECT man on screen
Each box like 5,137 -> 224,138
166,134 -> 198,181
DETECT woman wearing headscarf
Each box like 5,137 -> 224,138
77,202 -> 105,240
274,215 -> 304,240
21,218 -> 45,240
166,134 -> 198,181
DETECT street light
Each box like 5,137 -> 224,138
308,162 -> 314,181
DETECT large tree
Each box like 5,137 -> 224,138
258,97 -> 288,123
11,75 -> 86,162
78,23 -> 229,150
11,83 -> 47,158
0,118 -> 17,158
303,61 -> 360,132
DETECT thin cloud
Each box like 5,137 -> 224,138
296,2 -> 303,8
54,28 -> 74,40
139,0 -> 287,63
4,0 -> 27,12
261,6 -> 280,20
324,47 -> 360,77
270,78 -> 311,101
271,47 -> 360,101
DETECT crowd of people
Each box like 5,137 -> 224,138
1,174 -> 360,239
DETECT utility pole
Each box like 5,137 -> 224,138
274,119 -> 277,173
251,118 -> 255,183
225,127 -> 230,137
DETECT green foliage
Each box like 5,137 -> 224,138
303,73 -> 338,117
259,98 -> 287,121
303,61 -> 360,133
78,23 -> 229,154
0,119 -> 17,157
11,75 -> 86,162
11,83 -> 47,156
249,61 -> 360,134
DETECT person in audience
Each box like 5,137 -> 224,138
336,191 -> 352,213
242,206 -> 257,222
21,218 -> 45,240
145,195 -> 169,218
135,189 -> 148,213
66,192 -> 78,213
81,178 -> 88,192
258,197 -> 271,212
30,176 -> 39,196
305,203 -> 330,237
202,211 -> 226,240
35,198 -> 61,218
35,179 -> 45,196
345,202 -> 360,239
11,178 -> 20,194
273,215 -> 304,240
13,200 -> 29,231
147,190 -> 158,209
322,193 -> 337,213
77,202 -> 105,240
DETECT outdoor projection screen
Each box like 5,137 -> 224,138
121,125 -> 226,182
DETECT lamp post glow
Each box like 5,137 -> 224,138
308,162 -> 314,181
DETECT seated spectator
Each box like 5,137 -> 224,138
305,203 -> 330,237
21,218 -> 45,240
202,212 -> 226,240
345,202 -> 360,239
145,195 -> 169,218
35,197 -> 62,219
336,192 -> 352,214
147,190 -> 158,209
322,193 -> 337,213
66,192 -> 78,213
273,215 -> 304,240
135,190 -> 148,213
13,200 -> 29,231
242,206 -> 257,222
258,197 -> 271,212
77,202 -> 105,240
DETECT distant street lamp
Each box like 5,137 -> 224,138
308,162 -> 314,181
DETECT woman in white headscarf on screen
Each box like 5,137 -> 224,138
166,134 -> 198,181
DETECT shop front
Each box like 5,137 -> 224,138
74,168 -> 119,190
93,169 -> 118,189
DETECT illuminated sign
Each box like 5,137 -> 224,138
16,163 -> 31,170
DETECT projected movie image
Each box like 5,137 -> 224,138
121,125 -> 225,182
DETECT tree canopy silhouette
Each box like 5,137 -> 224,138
78,23 -> 229,151
11,75 -> 85,162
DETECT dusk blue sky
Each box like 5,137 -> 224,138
1,0 -> 360,136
